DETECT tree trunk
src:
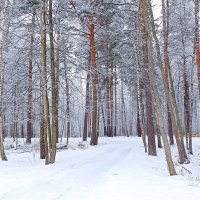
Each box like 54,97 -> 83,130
140,0 -> 176,175
110,66 -> 114,137
40,0 -> 49,165
139,87 -> 147,152
55,27 -> 61,144
162,0 -> 174,145
139,0 -> 156,155
106,74 -> 112,137
64,61 -> 71,145
188,43 -> 196,155
105,42 -> 114,137
156,123 -> 162,148
114,65 -> 117,136
0,116 -> 7,161
183,47 -> 190,149
26,9 -> 35,144
121,82 -> 129,137
145,85 -> 157,156
134,38 -> 147,151
83,73 -> 90,141
49,0 -> 57,163
40,97 -> 45,159
137,100 -> 142,137
89,21 -> 98,145
21,123 -> 24,138
168,66 -> 188,163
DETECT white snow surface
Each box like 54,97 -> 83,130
0,137 -> 200,200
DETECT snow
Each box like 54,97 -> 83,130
0,137 -> 200,200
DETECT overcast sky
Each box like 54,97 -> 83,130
152,0 -> 162,19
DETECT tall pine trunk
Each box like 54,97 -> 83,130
134,37 -> 147,151
137,99 -> 142,137
162,0 -> 174,145
139,0 -> 156,155
83,73 -> 90,141
64,58 -> 71,144
89,21 -> 98,145
26,9 -> 35,144
49,0 -> 57,163
40,0 -> 49,165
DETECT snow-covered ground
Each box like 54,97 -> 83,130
0,137 -> 200,200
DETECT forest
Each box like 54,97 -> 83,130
0,0 -> 200,198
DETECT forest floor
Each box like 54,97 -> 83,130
0,137 -> 200,200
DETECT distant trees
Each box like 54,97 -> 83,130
0,0 -> 199,176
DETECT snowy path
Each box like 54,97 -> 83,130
0,137 -> 200,200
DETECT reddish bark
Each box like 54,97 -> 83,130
162,0 -> 174,145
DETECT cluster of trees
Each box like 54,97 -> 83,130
0,0 -> 199,175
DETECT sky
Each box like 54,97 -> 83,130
152,0 -> 162,19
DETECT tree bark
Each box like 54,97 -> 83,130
139,0 -> 156,155
40,0 -> 49,165
49,0 -> 57,163
0,116 -> 7,161
162,0 -> 174,145
89,21 -> 98,145
114,64 -> 117,136
64,58 -> 71,145
137,100 -> 142,137
83,73 -> 90,141
138,83 -> 147,152
40,95 -> 45,159
26,8 -> 36,144
156,123 -> 162,148
134,37 -> 147,151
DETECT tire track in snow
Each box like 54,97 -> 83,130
0,140 -> 133,200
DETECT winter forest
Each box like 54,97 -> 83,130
0,0 -> 200,199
